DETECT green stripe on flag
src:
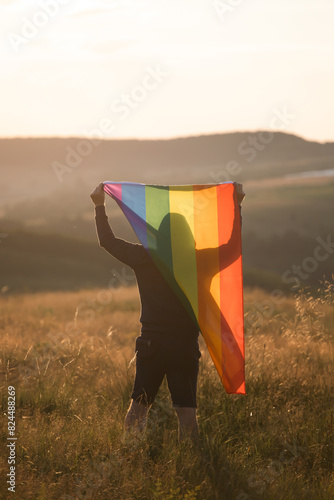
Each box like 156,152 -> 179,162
145,185 -> 173,273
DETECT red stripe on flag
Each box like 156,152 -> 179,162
217,184 -> 246,394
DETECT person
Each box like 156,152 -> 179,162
90,181 -> 245,441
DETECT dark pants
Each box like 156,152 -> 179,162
131,332 -> 201,408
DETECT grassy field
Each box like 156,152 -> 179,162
0,285 -> 333,499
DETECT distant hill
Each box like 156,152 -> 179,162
1,131 -> 334,205
2,132 -> 334,175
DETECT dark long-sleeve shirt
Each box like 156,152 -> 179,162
95,205 -> 199,337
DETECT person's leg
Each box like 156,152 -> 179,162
124,399 -> 149,433
166,336 -> 201,442
127,335 -> 165,434
174,406 -> 198,442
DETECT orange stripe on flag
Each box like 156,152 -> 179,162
193,186 -> 223,385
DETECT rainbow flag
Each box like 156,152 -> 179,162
103,181 -> 245,394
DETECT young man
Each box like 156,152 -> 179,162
90,182 -> 245,441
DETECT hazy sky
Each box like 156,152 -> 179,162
1,0 -> 333,141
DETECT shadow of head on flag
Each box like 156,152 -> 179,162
103,181 -> 246,394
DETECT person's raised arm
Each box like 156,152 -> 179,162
218,182 -> 244,269
90,182 -> 145,267
199,182 -> 245,273
90,182 -> 105,207
90,182 -> 112,248
219,182 -> 244,265
235,182 -> 245,207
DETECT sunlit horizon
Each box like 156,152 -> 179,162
0,129 -> 332,146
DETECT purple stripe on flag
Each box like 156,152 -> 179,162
103,182 -> 122,204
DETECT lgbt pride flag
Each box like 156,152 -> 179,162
103,181 -> 245,394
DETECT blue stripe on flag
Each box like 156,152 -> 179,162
121,183 -> 148,248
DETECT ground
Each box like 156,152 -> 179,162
0,284 -> 333,499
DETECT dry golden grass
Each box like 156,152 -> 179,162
0,284 -> 333,499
